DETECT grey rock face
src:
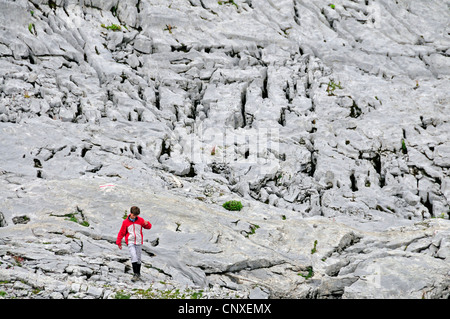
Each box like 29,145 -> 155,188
0,0 -> 449,299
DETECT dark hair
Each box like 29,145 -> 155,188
130,206 -> 140,215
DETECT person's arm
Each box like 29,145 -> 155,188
116,222 -> 127,249
143,219 -> 152,230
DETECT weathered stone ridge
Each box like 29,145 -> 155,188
0,0 -> 449,299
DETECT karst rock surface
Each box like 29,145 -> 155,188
0,0 -> 449,299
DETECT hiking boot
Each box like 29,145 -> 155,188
136,263 -> 142,279
131,274 -> 139,282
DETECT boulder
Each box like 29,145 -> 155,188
0,0 -> 449,299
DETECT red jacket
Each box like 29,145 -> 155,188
116,215 -> 152,246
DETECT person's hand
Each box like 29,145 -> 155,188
144,220 -> 149,226
118,244 -> 122,250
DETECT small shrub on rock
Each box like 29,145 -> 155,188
222,200 -> 243,211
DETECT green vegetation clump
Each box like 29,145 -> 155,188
115,291 -> 131,299
64,213 -> 89,227
247,223 -> 260,237
101,23 -> 122,31
298,266 -> 314,279
51,209 -> 90,227
222,200 -> 243,211
311,240 -> 318,254
218,0 -> 238,9
326,80 -> 343,96
28,23 -> 36,35
401,139 -> 408,154
119,285 -> 204,299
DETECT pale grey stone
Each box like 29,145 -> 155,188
87,286 -> 104,299
0,0 -> 449,300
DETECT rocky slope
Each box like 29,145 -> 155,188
0,0 -> 449,299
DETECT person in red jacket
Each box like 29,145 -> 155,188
116,206 -> 152,282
